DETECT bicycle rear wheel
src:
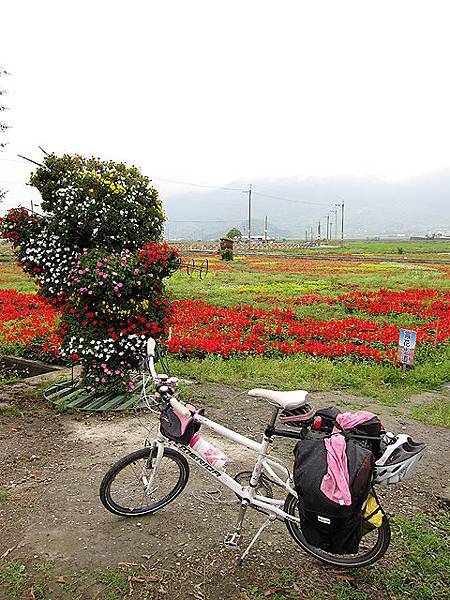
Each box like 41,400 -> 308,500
100,447 -> 189,517
283,494 -> 391,568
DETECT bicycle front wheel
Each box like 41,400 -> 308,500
283,494 -> 391,568
100,447 -> 190,517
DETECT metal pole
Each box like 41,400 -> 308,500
305,229 -> 308,241
248,184 -> 252,246
334,204 -> 339,240
341,200 -> 345,246
317,220 -> 321,246
326,215 -> 330,241
264,215 -> 268,242
310,226 -> 313,241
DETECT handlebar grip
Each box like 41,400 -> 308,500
170,398 -> 191,419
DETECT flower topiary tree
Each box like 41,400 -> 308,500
0,153 -> 180,392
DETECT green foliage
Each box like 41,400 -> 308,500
60,243 -> 179,392
0,404 -> 22,416
0,490 -> 8,505
0,562 -> 28,598
411,397 -> 450,428
375,512 -> 450,600
95,568 -> 130,597
0,153 -> 179,393
226,226 -> 242,240
170,345 -> 450,405
220,248 -> 234,261
55,399 -> 68,414
30,154 -> 165,252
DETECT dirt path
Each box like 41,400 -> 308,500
0,382 -> 449,599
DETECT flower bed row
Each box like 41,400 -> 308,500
0,289 -> 448,366
167,299 -> 450,361
255,288 -> 450,321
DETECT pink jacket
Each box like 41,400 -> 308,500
320,411 -> 375,505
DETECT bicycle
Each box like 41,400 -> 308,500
100,339 -> 411,568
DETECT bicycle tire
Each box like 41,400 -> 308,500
100,447 -> 190,517
283,493 -> 391,568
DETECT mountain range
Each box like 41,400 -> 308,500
161,169 -> 450,240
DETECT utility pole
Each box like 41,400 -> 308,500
317,220 -> 321,246
310,225 -> 313,242
264,215 -> 268,242
305,229 -> 308,241
341,200 -> 345,247
334,204 -> 339,240
326,215 -> 330,241
247,184 -> 252,246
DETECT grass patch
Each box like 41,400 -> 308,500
0,562 -> 28,598
55,399 -> 69,414
411,397 -> 450,428
95,568 -> 130,599
0,404 -> 22,417
242,512 -> 450,600
169,347 -> 450,405
375,512 -> 450,600
0,490 -> 8,505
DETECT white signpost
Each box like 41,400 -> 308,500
398,328 -> 417,368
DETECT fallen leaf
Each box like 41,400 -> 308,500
264,587 -> 292,597
128,576 -> 159,584
56,576 -> 65,584
28,588 -> 36,600
335,574 -> 355,583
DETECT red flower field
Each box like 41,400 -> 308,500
1,283 -> 448,365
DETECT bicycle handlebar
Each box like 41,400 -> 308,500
146,337 -> 191,419
169,397 -> 191,419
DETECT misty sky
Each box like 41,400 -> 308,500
1,0 -> 450,211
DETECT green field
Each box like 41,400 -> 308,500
166,251 -> 450,409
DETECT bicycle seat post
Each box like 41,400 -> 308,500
269,406 -> 279,427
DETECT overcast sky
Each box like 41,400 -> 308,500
1,0 -> 450,211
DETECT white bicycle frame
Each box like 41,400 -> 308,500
148,405 -> 300,525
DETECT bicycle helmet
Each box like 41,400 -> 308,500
373,434 -> 426,485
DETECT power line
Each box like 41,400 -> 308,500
167,219 -> 235,223
0,157 -> 30,164
252,190 -> 328,207
151,176 -> 245,192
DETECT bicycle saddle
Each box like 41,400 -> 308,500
248,388 -> 309,410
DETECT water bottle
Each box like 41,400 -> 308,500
189,434 -> 228,470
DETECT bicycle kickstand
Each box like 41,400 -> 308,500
236,515 -> 276,566
224,500 -> 249,549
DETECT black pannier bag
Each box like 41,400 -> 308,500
350,416 -> 384,459
293,429 -> 375,554
159,405 -> 203,445
315,406 -> 384,458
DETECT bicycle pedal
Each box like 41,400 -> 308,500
224,532 -> 241,549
